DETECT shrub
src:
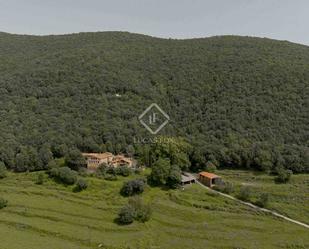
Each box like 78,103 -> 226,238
120,179 -> 145,196
48,167 -> 60,179
96,163 -> 108,176
0,198 -> 8,209
106,166 -> 116,175
117,197 -> 152,225
134,168 -> 142,175
0,162 -> 7,179
256,193 -> 269,208
98,165 -> 133,178
74,178 -> 88,192
118,204 -> 135,224
35,172 -> 45,185
78,167 -> 88,177
58,167 -> 78,185
129,197 -> 152,222
222,182 -> 234,194
48,167 -> 59,178
104,174 -> 118,181
213,181 -> 234,194
275,168 -> 292,183
48,167 -> 77,185
116,166 -> 131,177
237,186 -> 252,201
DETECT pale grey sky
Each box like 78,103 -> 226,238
0,0 -> 308,45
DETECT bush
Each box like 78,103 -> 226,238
134,168 -> 142,175
275,168 -> 292,183
58,167 -> 78,185
106,166 -> 116,175
117,197 -> 152,225
129,197 -> 152,222
104,174 -> 118,181
96,163 -> 108,176
213,181 -> 234,194
121,179 -> 145,196
74,178 -> 88,192
0,162 -> 7,179
118,204 -> 135,224
48,167 -> 59,178
237,186 -> 252,201
0,198 -> 8,209
256,193 -> 269,208
98,165 -> 132,178
116,166 -> 131,177
222,182 -> 234,194
78,167 -> 88,177
48,167 -> 77,185
35,172 -> 45,185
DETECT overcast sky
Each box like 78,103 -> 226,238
0,0 -> 308,45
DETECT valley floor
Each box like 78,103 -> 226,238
0,171 -> 308,249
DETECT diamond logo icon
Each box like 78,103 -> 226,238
138,103 -> 170,135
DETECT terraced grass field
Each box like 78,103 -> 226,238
0,171 -> 308,249
218,170 -> 309,224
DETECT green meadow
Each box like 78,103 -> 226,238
0,171 -> 308,249
218,170 -> 309,224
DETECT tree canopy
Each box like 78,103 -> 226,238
0,32 -> 308,173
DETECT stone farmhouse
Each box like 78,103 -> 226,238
82,152 -> 135,171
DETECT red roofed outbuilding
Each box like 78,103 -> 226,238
198,171 -> 222,188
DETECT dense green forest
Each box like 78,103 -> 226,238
0,31 -> 308,173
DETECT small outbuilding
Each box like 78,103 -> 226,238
198,171 -> 222,188
181,173 -> 196,185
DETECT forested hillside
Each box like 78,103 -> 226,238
0,31 -> 308,172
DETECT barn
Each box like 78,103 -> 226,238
198,172 -> 222,188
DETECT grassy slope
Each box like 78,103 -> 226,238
0,171 -> 308,249
218,170 -> 309,224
